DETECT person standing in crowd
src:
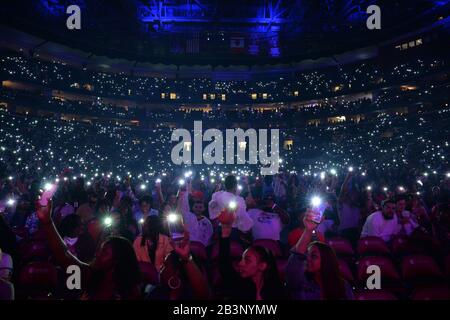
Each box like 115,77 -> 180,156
395,195 -> 419,236
288,208 -> 325,247
247,191 -> 290,242
36,200 -> 142,300
286,210 -> 354,300
178,191 -> 213,247
337,171 -> 362,246
218,210 -> 286,300
134,195 -> 159,222
76,192 -> 98,225
0,244 -> 13,300
146,234 -> 210,300
133,215 -> 173,271
113,196 -> 139,241
208,175 -> 253,233
360,199 -> 403,241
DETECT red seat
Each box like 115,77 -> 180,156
19,261 -> 58,289
402,255 -> 443,282
327,237 -> 355,257
138,261 -> 159,285
19,240 -> 51,261
338,259 -> 354,284
357,237 -> 390,256
357,256 -> 400,284
390,235 -> 416,256
411,285 -> 450,300
355,290 -> 398,300
253,239 -> 282,258
211,241 -> 244,260
189,241 -> 208,261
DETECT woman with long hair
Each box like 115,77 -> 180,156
36,201 -> 142,300
218,210 -> 286,300
286,210 -> 353,300
133,215 -> 173,271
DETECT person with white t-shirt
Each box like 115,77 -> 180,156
178,191 -> 213,247
247,191 -> 290,241
361,199 -> 403,242
395,195 -> 418,236
208,175 -> 253,232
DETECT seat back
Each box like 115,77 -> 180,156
19,261 -> 58,289
357,237 -> 390,256
357,256 -> 400,284
253,239 -> 283,258
402,255 -> 443,282
327,237 -> 355,257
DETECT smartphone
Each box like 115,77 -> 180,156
39,184 -> 58,206
167,213 -> 184,241
310,196 -> 327,224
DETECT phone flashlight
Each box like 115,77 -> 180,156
139,218 -> 145,224
178,179 -> 185,186
39,183 -> 57,207
310,196 -> 325,224
167,213 -> 184,241
6,198 -> 16,207
348,167 -> 354,172
155,178 -> 162,184
228,200 -> 237,211
104,216 -> 113,228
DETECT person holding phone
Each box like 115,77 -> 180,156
36,200 -> 142,300
133,215 -> 172,272
217,209 -> 286,300
286,211 -> 354,300
177,189 -> 213,247
208,175 -> 253,233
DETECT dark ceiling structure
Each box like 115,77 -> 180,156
1,0 -> 449,65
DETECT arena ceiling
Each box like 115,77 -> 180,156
0,0 -> 449,65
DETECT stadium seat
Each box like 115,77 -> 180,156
355,290 -> 398,300
18,261 -> 58,299
401,254 -> 444,284
327,237 -> 355,257
357,256 -> 401,285
390,235 -> 416,256
189,241 -> 208,261
253,239 -> 283,258
211,241 -> 244,260
138,261 -> 159,285
357,237 -> 390,256
411,285 -> 450,300
338,259 -> 354,284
